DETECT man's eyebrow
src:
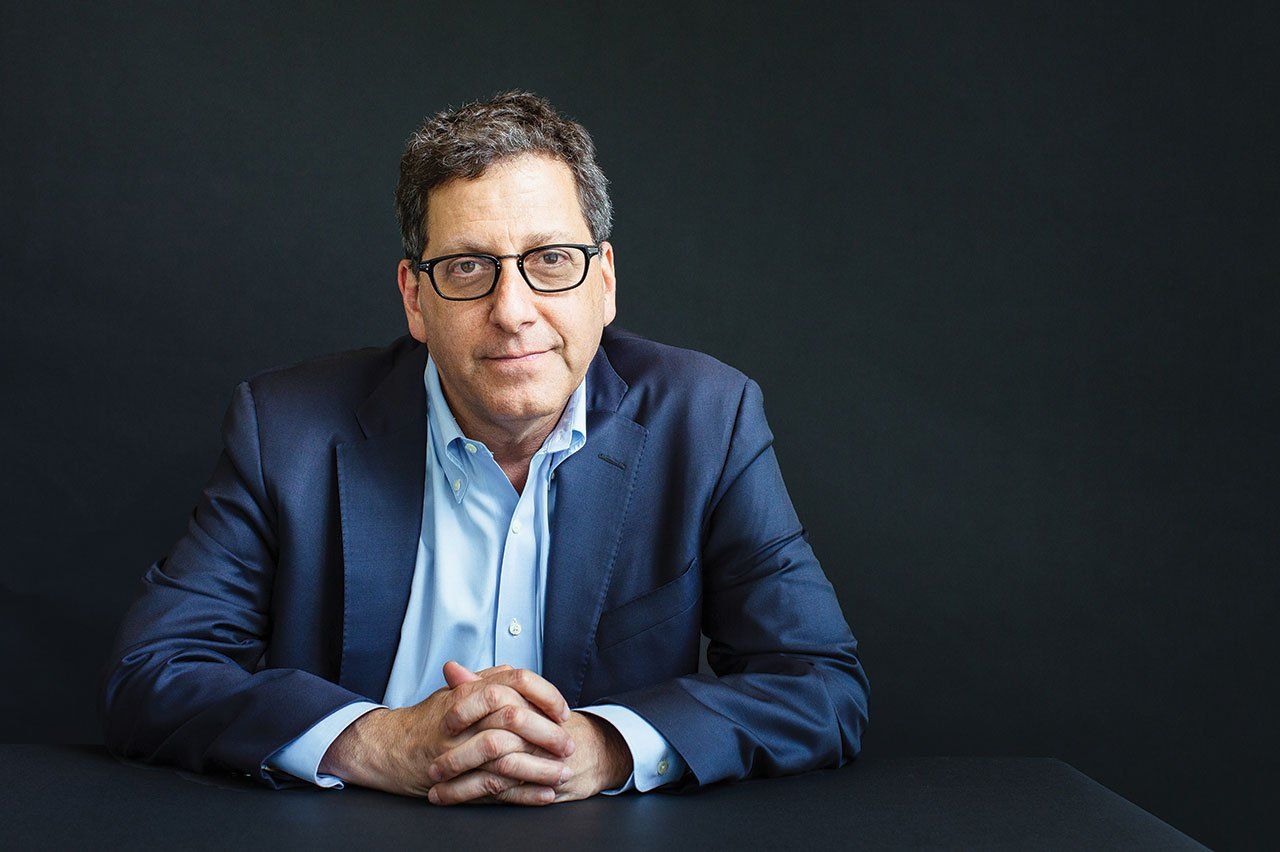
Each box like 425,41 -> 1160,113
436,231 -> 576,255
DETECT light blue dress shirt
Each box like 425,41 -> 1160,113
262,353 -> 687,795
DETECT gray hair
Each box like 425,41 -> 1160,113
395,90 -> 613,261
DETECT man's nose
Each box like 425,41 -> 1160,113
487,258 -> 539,331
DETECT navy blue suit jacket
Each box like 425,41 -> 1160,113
99,325 -> 870,791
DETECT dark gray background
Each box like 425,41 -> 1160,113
2,2 -> 1275,849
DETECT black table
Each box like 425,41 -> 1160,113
1,745 -> 1204,850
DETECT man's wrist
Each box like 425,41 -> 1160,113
319,706 -> 391,781
580,711 -> 633,791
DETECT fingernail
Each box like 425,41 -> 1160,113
428,765 -> 441,782
540,788 -> 555,802
564,738 -> 576,756
559,767 -> 573,784
428,788 -> 440,804
562,707 -> 571,721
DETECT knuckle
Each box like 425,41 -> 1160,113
481,732 -> 504,760
482,773 -> 508,797
483,684 -> 505,708
500,704 -> 523,727
492,753 -> 519,776
511,668 -> 532,688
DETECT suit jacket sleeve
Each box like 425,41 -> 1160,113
97,380 -> 371,789
587,377 -> 871,791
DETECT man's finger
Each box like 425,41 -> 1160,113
444,670 -> 569,733
443,682 -> 529,735
490,668 -> 570,722
429,728 -> 529,783
429,768 -> 516,805
443,660 -> 481,689
492,783 -> 558,806
466,702 -> 576,757
443,662 -> 513,691
480,751 -> 571,787
429,767 -> 555,806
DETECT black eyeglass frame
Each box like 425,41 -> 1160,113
412,243 -> 603,301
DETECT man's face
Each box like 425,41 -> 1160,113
397,153 -> 616,435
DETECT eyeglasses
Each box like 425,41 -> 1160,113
413,243 -> 602,301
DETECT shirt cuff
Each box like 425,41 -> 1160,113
574,703 -> 687,794
261,700 -> 386,788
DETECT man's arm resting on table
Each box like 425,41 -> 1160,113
263,701 -> 387,788
98,380 -> 377,789
584,377 -> 871,793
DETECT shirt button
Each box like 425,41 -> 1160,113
657,759 -> 669,775
452,479 -> 461,492
508,618 -> 522,636
511,520 -> 522,534
465,443 -> 477,454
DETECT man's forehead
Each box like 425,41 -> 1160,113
434,229 -> 580,255
424,156 -> 590,254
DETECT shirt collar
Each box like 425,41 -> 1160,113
424,352 -> 588,502
545,365 -> 588,460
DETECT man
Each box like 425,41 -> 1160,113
98,91 -> 870,806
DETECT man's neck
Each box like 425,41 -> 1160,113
444,387 -> 568,494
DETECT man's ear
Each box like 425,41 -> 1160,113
599,240 -> 617,326
398,259 -> 429,344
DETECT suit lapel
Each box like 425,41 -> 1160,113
542,346 -> 647,707
336,338 -> 428,699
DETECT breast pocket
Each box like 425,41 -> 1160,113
595,556 -> 702,651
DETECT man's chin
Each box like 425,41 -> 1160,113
482,386 -> 564,420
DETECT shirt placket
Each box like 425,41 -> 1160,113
494,453 -> 543,671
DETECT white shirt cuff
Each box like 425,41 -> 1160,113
261,700 -> 386,788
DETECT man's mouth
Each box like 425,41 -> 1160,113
486,349 -> 550,363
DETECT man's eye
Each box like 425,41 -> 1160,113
532,249 -> 567,266
448,258 -> 482,276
